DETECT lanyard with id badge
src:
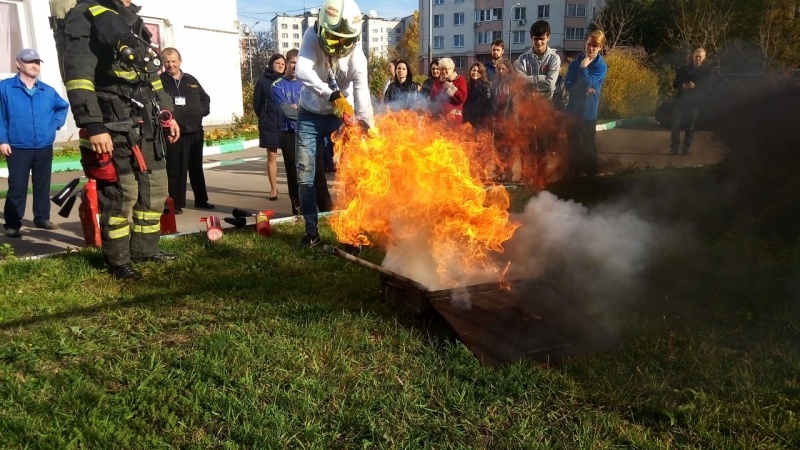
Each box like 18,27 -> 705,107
173,76 -> 186,106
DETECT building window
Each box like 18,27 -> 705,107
434,14 -> 444,27
434,0 -> 444,5
566,3 -> 586,17
455,0 -> 465,3
396,26 -> 402,33
454,56 -> 465,69
513,7 -> 526,20
434,36 -> 444,49
281,23 -> 288,29
454,12 -> 464,26
454,34 -> 464,47
372,37 -> 378,42
492,31 -> 502,42
492,8 -> 503,20
143,21 -> 164,51
538,5 -> 550,19
292,24 -> 299,29
565,27 -> 586,40
513,30 -> 526,44
0,1 -> 27,76
476,30 -> 491,45
293,33 -> 299,39
282,42 -> 289,48
281,33 -> 288,38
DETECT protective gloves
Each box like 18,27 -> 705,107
329,90 -> 355,122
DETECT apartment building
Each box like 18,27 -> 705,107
269,10 -> 407,59
270,11 -> 316,54
362,12 -> 403,58
418,0 -> 606,73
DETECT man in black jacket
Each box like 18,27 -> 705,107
160,47 -> 213,214
63,0 -> 181,280
671,47 -> 711,155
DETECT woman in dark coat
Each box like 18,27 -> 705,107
419,59 -> 440,114
253,53 -> 285,200
463,62 -> 492,131
384,59 -> 421,111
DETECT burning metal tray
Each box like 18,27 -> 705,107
329,247 -> 615,366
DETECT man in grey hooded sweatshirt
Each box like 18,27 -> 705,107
514,20 -> 561,99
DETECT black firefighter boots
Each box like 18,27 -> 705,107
111,263 -> 142,281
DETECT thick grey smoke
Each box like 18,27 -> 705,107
506,191 -> 658,316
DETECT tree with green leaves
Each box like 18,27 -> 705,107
367,49 -> 390,100
391,11 -> 420,73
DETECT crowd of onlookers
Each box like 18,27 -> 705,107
2,16 -> 713,239
375,20 -> 610,181
252,19 -> 611,191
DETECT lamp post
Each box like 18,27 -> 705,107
428,0 -> 433,72
509,3 -> 521,61
242,21 -> 260,84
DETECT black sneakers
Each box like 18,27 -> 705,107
4,227 -> 21,238
298,233 -> 321,248
131,252 -> 178,263
111,263 -> 142,280
194,202 -> 215,210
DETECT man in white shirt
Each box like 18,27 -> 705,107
294,0 -> 374,248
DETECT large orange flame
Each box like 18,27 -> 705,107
330,110 -> 521,289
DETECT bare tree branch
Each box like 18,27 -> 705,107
594,0 -> 640,50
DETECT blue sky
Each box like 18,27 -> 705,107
237,0 -> 419,30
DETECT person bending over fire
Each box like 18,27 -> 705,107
294,0 -> 374,248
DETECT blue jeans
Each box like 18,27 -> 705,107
3,147 -> 53,229
296,109 -> 341,235
323,134 -> 335,170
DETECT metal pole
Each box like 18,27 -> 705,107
508,16 -> 512,61
427,0 -> 432,70
509,3 -> 521,62
248,39 -> 253,83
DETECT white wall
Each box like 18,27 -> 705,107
19,0 -> 243,143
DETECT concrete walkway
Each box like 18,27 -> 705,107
0,146 -> 307,258
0,123 -> 725,258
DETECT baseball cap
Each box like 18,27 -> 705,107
16,48 -> 43,62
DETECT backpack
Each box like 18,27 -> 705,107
48,0 -> 91,82
49,0 -> 156,82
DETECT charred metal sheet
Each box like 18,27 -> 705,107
327,246 -> 614,366
428,280 -> 615,366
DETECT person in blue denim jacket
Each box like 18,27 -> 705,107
0,49 -> 70,237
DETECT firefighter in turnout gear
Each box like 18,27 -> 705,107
62,0 -> 181,280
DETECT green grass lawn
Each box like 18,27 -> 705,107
1,170 -> 799,448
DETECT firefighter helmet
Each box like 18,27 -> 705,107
317,0 -> 363,57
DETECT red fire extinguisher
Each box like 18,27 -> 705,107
161,197 -> 178,235
78,178 -> 102,247
256,210 -> 274,237
200,216 -> 223,241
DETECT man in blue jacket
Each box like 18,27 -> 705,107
0,49 -> 70,238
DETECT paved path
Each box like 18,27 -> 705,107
0,123 -> 725,258
0,146 -> 313,258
